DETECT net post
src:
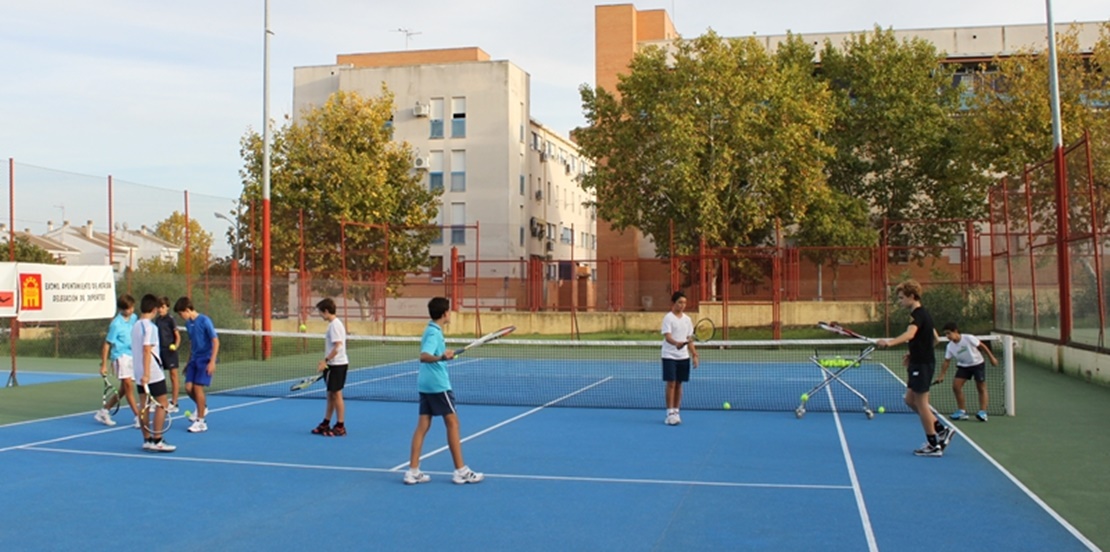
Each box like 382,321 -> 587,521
1002,334 -> 1015,416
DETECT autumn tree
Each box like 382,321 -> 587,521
135,211 -> 213,275
1,236 -> 62,264
238,88 -> 440,316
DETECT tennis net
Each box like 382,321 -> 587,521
206,329 -> 1015,416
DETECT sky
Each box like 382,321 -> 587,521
1,0 -> 1106,203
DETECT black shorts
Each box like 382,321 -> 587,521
159,349 -> 179,370
662,358 -> 691,383
143,379 -> 168,398
418,391 -> 457,417
324,364 -> 348,392
906,362 -> 936,394
955,362 -> 987,382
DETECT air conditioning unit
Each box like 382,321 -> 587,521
545,241 -> 554,252
540,152 -> 548,162
413,156 -> 430,169
412,103 -> 430,117
534,190 -> 543,200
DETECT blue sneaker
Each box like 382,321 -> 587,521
950,409 -> 968,420
976,410 -> 988,422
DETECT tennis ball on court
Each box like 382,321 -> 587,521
184,410 -> 192,419
800,393 -> 809,402
878,406 -> 885,414
723,402 -> 731,410
169,344 -> 176,351
299,323 -> 307,332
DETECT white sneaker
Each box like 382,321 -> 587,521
452,467 -> 484,485
142,440 -> 154,451
187,408 -> 210,422
403,470 -> 431,485
665,413 -> 680,425
673,413 -> 682,425
94,409 -> 116,427
166,403 -> 180,414
187,420 -> 208,433
148,440 -> 176,453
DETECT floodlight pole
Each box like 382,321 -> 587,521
261,0 -> 273,358
1046,0 -> 1071,344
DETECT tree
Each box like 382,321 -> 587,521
136,211 -> 213,275
1,236 -> 62,264
238,88 -> 440,316
819,27 -> 984,255
577,31 -> 836,257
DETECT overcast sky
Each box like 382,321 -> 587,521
1,0 -> 1106,202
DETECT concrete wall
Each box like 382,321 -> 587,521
1013,336 -> 1110,386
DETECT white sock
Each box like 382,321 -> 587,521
455,466 -> 470,475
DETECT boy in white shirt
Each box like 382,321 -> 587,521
311,298 -> 349,437
132,294 -> 176,452
661,291 -> 698,425
934,322 -> 998,422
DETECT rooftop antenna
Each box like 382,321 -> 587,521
394,27 -> 421,49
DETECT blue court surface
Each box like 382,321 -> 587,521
0,394 -> 1097,551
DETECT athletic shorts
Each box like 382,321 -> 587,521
418,391 -> 457,417
324,364 -> 348,392
112,356 -> 135,380
955,362 -> 987,383
185,357 -> 213,387
906,362 -> 936,394
159,348 -> 179,370
142,379 -> 168,399
662,358 -> 691,383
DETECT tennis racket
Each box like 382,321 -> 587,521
817,321 -> 876,343
692,318 -> 716,342
101,375 -> 121,415
453,325 -> 516,356
290,372 -> 323,391
137,384 -> 173,436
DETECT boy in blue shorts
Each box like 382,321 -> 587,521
174,296 -> 219,433
95,294 -> 139,427
404,297 -> 483,485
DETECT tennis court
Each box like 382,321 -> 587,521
0,332 -> 1097,550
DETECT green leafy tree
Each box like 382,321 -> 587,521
577,31 -> 836,257
238,88 -> 440,316
1,236 -> 63,264
136,211 -> 213,275
820,27 -> 983,254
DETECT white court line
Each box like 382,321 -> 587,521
389,376 -> 614,471
823,381 -> 879,552
22,446 -> 852,490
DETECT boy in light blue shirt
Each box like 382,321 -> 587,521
404,297 -> 483,485
95,295 -> 138,427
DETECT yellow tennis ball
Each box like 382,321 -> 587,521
878,406 -> 885,414
723,402 -> 731,410
800,393 -> 809,402
169,344 -> 177,351
299,324 -> 307,332
183,410 -> 192,418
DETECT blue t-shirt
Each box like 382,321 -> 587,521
105,313 -> 137,361
418,321 -> 451,393
185,314 -> 218,361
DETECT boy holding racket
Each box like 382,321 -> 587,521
174,296 -> 219,433
935,322 -> 998,422
310,298 -> 348,437
404,297 -> 483,485
661,291 -> 698,425
878,280 -> 952,457
95,294 -> 139,427
155,296 -> 182,413
132,294 -> 175,452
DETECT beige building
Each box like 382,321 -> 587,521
293,47 -> 596,310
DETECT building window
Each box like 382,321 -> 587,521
430,98 -> 445,139
429,151 -> 444,192
532,132 -> 540,150
519,174 -> 525,195
451,202 -> 466,245
431,211 -> 444,245
519,226 -> 525,246
450,150 -> 466,192
560,226 -> 573,244
451,97 -> 466,138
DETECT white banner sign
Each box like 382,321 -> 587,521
16,263 -> 116,322
0,263 -> 16,318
